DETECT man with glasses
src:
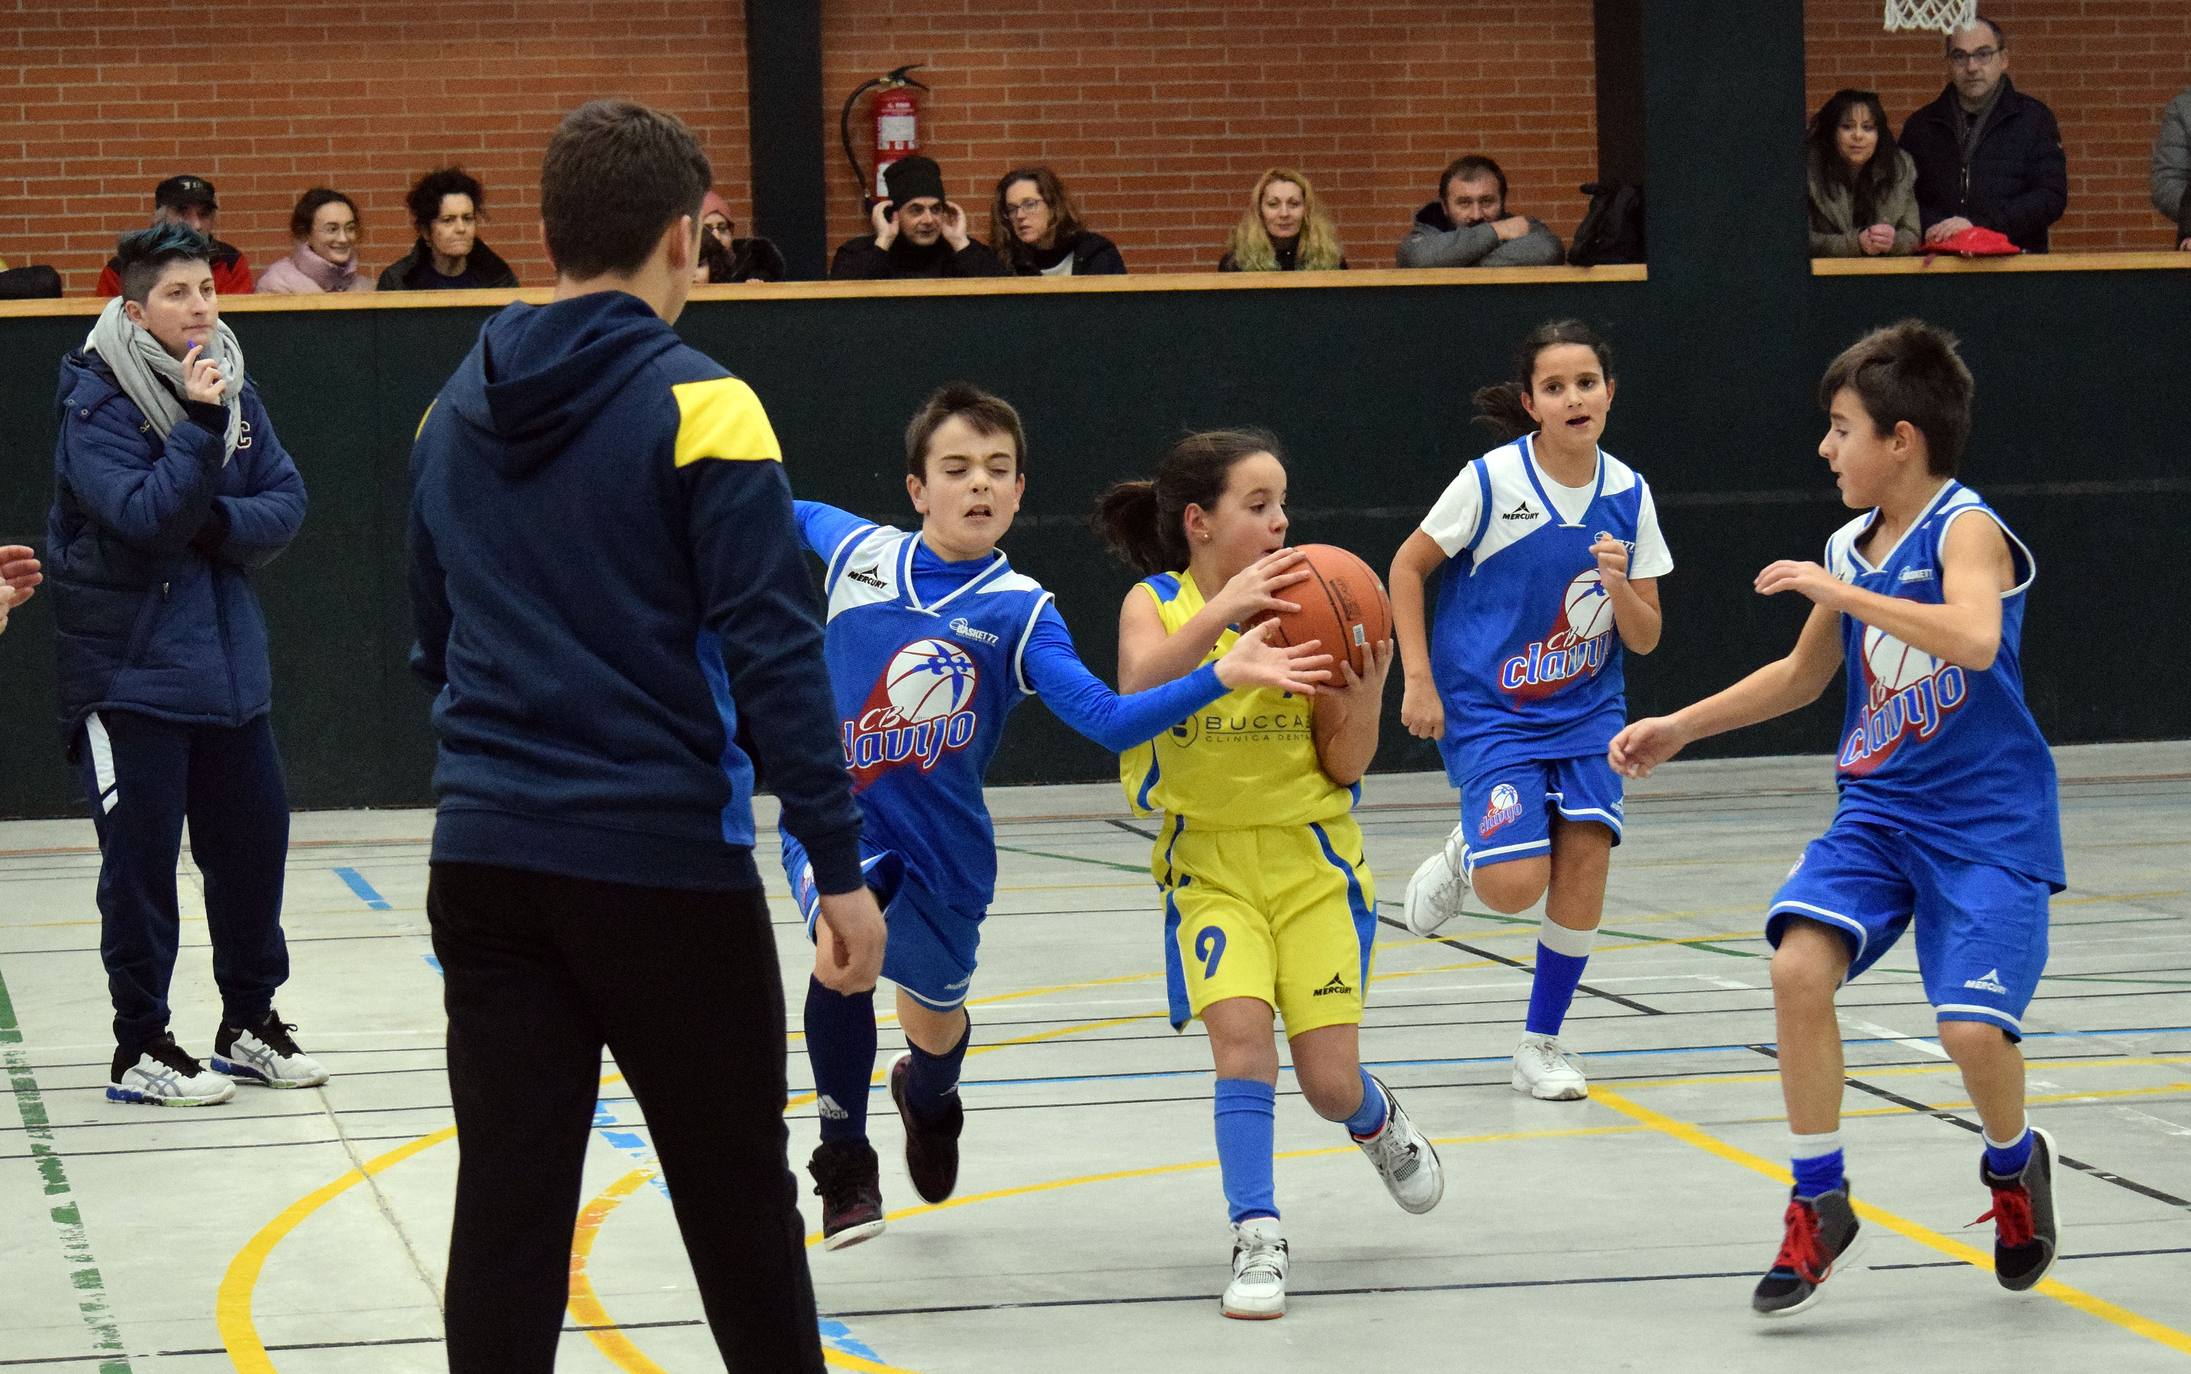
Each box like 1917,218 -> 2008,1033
830,156 -> 1004,279
1898,16 -> 2067,253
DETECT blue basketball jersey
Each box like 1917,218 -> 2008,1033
817,521 -> 1052,912
1822,481 -> 2064,889
1424,436 -> 1672,784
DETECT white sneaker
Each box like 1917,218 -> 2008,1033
1402,825 -> 1472,936
1354,1076 -> 1444,1214
1222,1217 -> 1289,1320
1512,1033 -> 1588,1101
108,1033 -> 236,1107
212,1011 -> 328,1089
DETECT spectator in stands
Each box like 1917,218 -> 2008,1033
1220,169 -> 1346,271
830,156 -> 1003,279
698,190 -> 786,281
1898,17 -> 2067,253
1396,155 -> 1563,268
990,167 -> 1126,276
2154,85 -> 2191,250
258,189 -> 375,294
378,169 -> 519,291
1806,90 -> 1921,257
96,177 -> 254,296
0,546 -> 38,638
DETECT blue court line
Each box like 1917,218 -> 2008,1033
331,867 -> 391,910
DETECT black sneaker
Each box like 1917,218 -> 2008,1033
808,1140 -> 886,1250
1752,1187 -> 1863,1317
1976,1126 -> 2059,1291
889,1052 -> 964,1204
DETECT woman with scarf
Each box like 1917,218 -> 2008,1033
257,189 -> 375,294
47,223 -> 324,1109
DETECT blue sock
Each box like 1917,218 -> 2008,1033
904,1012 -> 971,1121
1343,1068 -> 1389,1138
804,977 -> 877,1146
1525,918 -> 1597,1037
1214,1078 -> 1278,1224
1984,1122 -> 2033,1178
1790,1130 -> 1846,1199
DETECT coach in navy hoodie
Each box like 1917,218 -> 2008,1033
406,101 -> 883,1374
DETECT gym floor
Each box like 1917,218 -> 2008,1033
1,743 -> 2184,1372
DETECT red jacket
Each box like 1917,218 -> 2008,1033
94,239 -> 255,296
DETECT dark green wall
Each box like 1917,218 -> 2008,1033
2,265 -> 2184,819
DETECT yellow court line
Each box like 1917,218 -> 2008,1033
215,1126 -> 458,1371
1838,1083 -> 2191,1119
1590,1087 -> 2191,1357
1378,930 -> 1764,981
1623,1054 -> 2191,1093
569,1167 -> 670,1373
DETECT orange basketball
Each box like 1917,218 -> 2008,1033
1248,543 -> 1393,677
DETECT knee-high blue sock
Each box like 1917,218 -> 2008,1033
804,976 -> 877,1146
1214,1078 -> 1278,1224
1790,1129 -> 1846,1199
903,1012 -> 970,1121
1525,916 -> 1597,1037
1343,1067 -> 1390,1138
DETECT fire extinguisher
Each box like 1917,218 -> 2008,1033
839,64 -> 929,205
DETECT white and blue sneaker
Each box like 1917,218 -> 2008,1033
1403,824 -> 1473,937
212,1010 -> 328,1089
108,1033 -> 236,1106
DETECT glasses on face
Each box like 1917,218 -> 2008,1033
1006,198 -> 1046,218
1948,46 -> 2000,67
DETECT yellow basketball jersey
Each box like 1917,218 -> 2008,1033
1119,570 -> 1354,829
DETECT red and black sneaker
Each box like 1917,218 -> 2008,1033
807,1140 -> 886,1250
890,1052 -> 965,1205
1752,1187 -> 1863,1317
1975,1126 -> 2059,1291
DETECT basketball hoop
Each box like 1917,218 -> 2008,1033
1884,0 -> 1977,34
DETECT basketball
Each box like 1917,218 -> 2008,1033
885,637 -> 981,721
1563,570 -> 1616,641
1248,543 -> 1393,676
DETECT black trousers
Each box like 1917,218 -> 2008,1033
428,861 -> 823,1373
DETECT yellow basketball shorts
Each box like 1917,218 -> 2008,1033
1153,814 -> 1377,1034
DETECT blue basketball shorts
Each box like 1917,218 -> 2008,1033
1457,754 -> 1625,873
1765,819 -> 2050,1040
780,833 -> 983,1011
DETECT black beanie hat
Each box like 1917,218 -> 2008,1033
883,156 -> 947,206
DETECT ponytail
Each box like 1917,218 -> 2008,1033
1091,479 -> 1178,576
1473,318 -> 1616,444
1089,428 -> 1283,577
1470,382 -> 1536,442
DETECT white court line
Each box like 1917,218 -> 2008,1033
1839,1015 -> 1952,1060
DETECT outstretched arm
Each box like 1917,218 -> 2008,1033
1609,599 -> 1843,779
1030,603 -> 1328,751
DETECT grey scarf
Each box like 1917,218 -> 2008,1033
84,297 -> 245,465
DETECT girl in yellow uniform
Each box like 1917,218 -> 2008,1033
1093,429 -> 1444,1321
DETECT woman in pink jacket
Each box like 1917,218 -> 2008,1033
257,189 -> 374,294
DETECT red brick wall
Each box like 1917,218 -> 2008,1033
1804,0 -> 2191,251
819,0 -> 1601,274
0,0 -> 752,294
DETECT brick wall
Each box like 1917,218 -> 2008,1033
819,0 -> 1601,274
1804,0 -> 2191,251
0,0 -> 752,294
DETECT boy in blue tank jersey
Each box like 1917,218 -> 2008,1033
784,385 -> 1330,1248
1389,320 -> 1671,1101
1612,320 -> 2064,1316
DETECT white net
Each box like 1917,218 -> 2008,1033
1884,0 -> 1978,33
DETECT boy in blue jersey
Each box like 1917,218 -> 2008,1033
788,385 -> 1331,1247
408,102 -> 882,1373
1612,320 -> 2064,1316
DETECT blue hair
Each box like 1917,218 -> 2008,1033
116,223 -> 213,304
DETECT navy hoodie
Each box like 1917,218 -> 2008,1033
406,291 -> 863,894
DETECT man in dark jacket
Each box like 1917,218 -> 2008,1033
1899,17 -> 2067,252
94,176 -> 255,296
830,155 -> 1005,279
407,100 -> 884,1374
1396,155 -> 1565,267
51,224 -> 316,1108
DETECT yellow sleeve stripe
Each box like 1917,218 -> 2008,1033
672,377 -> 783,468
414,400 -> 436,440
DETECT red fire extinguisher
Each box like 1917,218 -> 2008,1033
840,64 -> 930,205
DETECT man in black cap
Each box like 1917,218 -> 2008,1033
829,156 -> 1004,279
95,177 -> 256,296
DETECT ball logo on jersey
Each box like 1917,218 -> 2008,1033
1838,624 -> 1968,775
1499,569 -> 1614,701
843,637 -> 981,788
1480,782 -> 1524,836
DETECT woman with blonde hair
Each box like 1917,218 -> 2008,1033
1218,169 -> 1347,272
